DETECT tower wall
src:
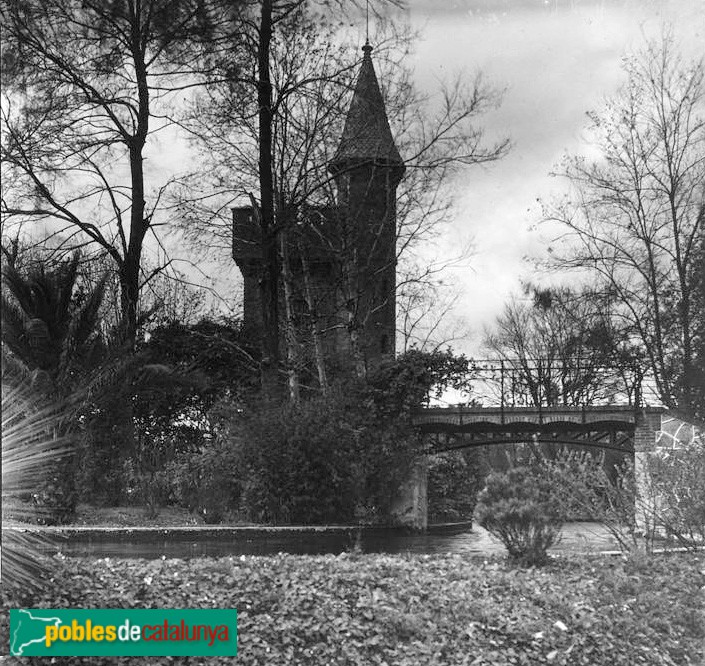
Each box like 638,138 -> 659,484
335,163 -> 401,369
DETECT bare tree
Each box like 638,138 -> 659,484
176,11 -> 508,393
484,286 -> 642,407
689,215 -> 705,418
397,280 -> 470,354
1,0 -> 240,346
545,35 -> 705,413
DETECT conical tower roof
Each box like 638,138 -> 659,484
329,42 -> 404,173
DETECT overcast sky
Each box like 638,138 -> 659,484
369,0 -> 705,355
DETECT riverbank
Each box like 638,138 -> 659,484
4,522 -> 623,558
2,551 -> 703,665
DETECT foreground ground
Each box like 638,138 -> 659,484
1,551 -> 703,665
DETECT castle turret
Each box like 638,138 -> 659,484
233,41 -> 404,380
328,41 -> 405,366
329,42 -> 405,174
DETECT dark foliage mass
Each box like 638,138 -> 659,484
78,317 -> 258,508
124,348 -> 475,526
1,553 -> 703,665
427,450 -> 483,524
365,348 -> 472,415
137,318 -> 260,415
232,384 -> 420,525
227,349 -> 474,525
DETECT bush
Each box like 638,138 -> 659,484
120,458 -> 174,519
475,466 -> 563,565
230,384 -> 420,525
543,442 -> 705,554
543,452 -> 644,553
644,438 -> 705,548
77,403 -> 135,506
427,450 -> 484,524
236,398 -> 360,524
31,454 -> 79,524
165,436 -> 243,524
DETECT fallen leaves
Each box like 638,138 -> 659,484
0,552 -> 703,665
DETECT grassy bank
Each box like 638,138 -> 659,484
2,552 -> 703,665
4,502 -> 217,528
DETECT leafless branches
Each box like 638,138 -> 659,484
544,35 -> 705,412
1,0 -> 244,343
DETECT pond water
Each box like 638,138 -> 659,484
35,523 -> 619,559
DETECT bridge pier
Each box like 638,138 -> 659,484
390,456 -> 428,531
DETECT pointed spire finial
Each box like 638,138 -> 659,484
365,0 -> 369,45
328,34 -> 404,173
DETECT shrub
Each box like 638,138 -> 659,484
644,438 -> 705,548
543,452 -> 644,553
236,398 -> 361,524
475,466 -> 563,565
230,384 -> 420,525
427,450 -> 484,524
542,443 -> 705,554
164,437 -> 242,524
31,454 -> 79,524
120,458 -> 175,518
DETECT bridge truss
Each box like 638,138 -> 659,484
415,406 -> 652,456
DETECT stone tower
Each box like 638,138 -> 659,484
232,41 -> 404,377
328,41 -> 406,368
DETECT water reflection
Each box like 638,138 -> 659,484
54,531 -> 500,559
39,523 -> 618,559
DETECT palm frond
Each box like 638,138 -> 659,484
58,272 -> 109,381
55,253 -> 80,328
2,256 -> 106,396
71,271 -> 108,351
0,297 -> 32,365
2,381 -> 69,591
2,263 -> 34,314
1,349 -> 31,386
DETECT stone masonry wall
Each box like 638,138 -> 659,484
634,410 -> 664,537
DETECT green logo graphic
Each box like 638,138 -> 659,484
10,609 -> 237,657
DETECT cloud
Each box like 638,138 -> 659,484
403,0 -> 704,354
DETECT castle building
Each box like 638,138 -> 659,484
232,41 -> 405,379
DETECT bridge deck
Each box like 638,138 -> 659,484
415,405 -> 666,429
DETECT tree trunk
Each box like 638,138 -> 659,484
299,243 -> 328,394
123,8 -> 150,349
347,308 -> 367,379
257,0 -> 281,399
280,229 -> 300,403
119,252 -> 140,347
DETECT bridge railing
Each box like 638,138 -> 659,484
451,358 -> 658,410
